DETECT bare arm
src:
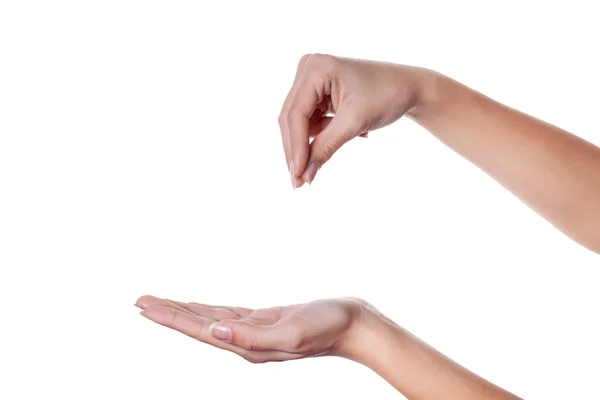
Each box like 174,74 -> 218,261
409,71 -> 600,253
279,55 -> 600,254
345,303 -> 521,399
136,295 -> 522,399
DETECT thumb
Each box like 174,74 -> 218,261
209,319 -> 289,351
303,109 -> 363,184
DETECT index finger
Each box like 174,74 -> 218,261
140,305 -> 302,363
278,57 -> 322,186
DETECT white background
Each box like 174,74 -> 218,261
1,1 -> 599,399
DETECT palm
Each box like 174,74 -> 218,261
136,295 -> 360,363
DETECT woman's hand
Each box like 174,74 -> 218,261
279,54 -> 429,188
136,295 -> 521,399
281,54 -> 600,253
135,295 -> 366,363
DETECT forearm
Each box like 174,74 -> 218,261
406,69 -> 600,254
342,308 -> 521,400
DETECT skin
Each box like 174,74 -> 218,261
279,54 -> 600,254
136,295 -> 521,399
138,55 -> 599,398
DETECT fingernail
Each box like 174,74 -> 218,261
209,322 -> 232,343
290,160 -> 296,191
303,162 -> 321,185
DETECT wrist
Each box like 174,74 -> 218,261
336,299 -> 408,366
405,67 -> 455,122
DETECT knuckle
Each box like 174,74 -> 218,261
244,337 -> 262,352
308,53 -> 338,73
300,53 -> 338,74
346,296 -> 369,306
278,112 -> 287,128
299,53 -> 313,67
279,108 -> 296,127
307,53 -> 328,65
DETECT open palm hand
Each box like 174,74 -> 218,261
136,295 -> 365,364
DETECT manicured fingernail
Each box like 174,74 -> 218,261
290,160 -> 296,191
303,162 -> 321,185
209,322 -> 232,343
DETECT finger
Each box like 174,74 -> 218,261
141,304 -> 213,340
248,306 -> 284,324
141,305 -> 240,353
168,300 -> 243,320
290,109 -> 333,189
279,77 -> 321,188
138,296 -> 254,318
188,302 -> 254,318
141,305 -> 300,362
135,295 -> 195,315
209,318 -> 304,353
279,55 -> 314,179
303,109 -> 363,184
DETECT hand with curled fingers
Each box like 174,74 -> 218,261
279,54 -> 429,188
135,295 -> 368,364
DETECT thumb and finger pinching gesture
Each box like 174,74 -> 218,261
278,54 -> 423,189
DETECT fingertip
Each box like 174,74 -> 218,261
135,295 -> 156,309
303,162 -> 321,185
290,161 -> 307,190
290,160 -> 296,190
294,177 -> 305,189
